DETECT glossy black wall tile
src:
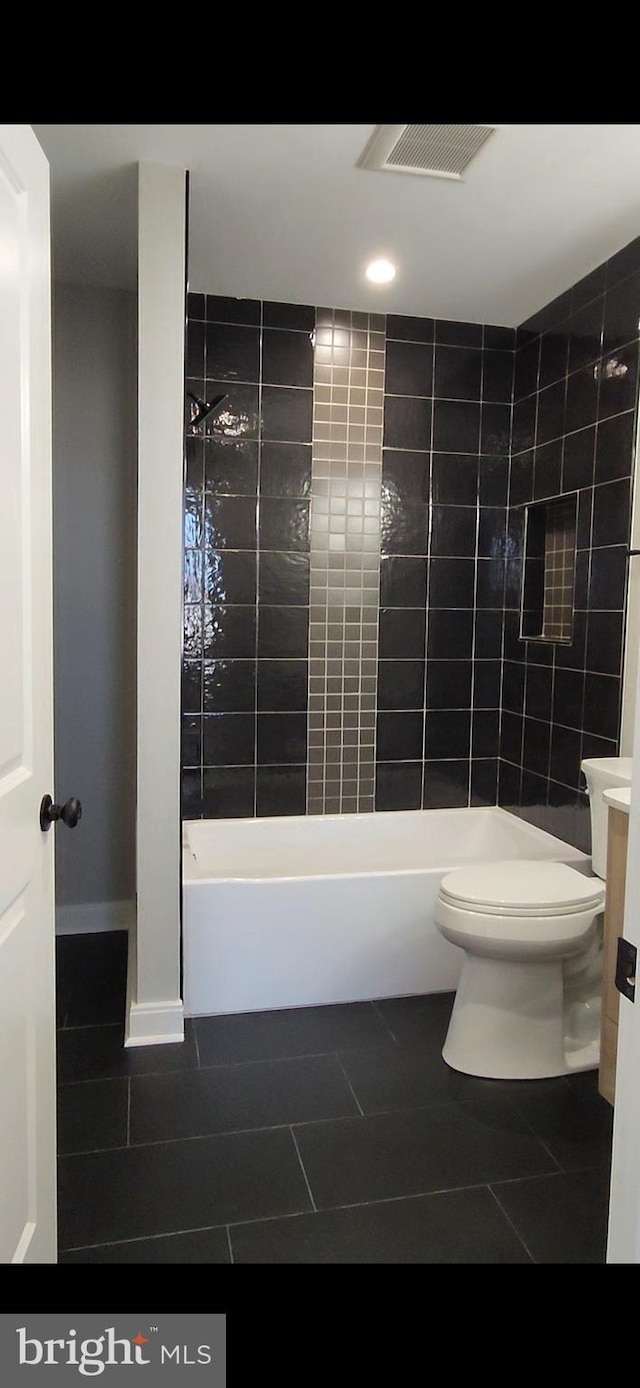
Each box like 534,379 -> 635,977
202,767 -> 255,818
378,608 -> 426,660
205,551 -> 257,605
379,556 -> 428,607
183,296 -> 314,818
499,233 -> 640,847
186,299 -> 521,820
376,312 -> 519,803
203,714 -> 255,767
375,762 -> 423,811
385,340 -> 433,397
258,607 -> 309,659
262,386 -> 313,443
204,439 -> 259,496
185,262 -> 639,832
256,765 -> 307,816
205,496 -> 257,550
260,443 -> 312,498
203,660 -> 256,713
384,396 -> 432,451
205,323 -> 260,382
202,607 -> 256,659
423,760 -> 470,809
262,329 -> 314,388
432,454 -> 478,505
257,661 -> 308,713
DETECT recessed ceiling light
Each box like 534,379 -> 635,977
366,258 -> 396,284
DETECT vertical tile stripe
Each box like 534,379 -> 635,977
308,312 -> 385,813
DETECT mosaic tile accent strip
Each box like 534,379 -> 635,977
307,309 -> 386,813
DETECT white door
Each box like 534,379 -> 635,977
0,125 -> 56,1263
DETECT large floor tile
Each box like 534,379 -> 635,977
57,1078 -> 129,1156
491,1167 -> 610,1263
57,931 -> 128,1027
58,1128 -> 311,1250
57,1020 -> 199,1083
130,1055 -> 358,1143
373,993 -> 455,1047
339,1044 -> 498,1112
294,1099 -> 558,1209
507,1088 -> 614,1170
195,1001 -> 395,1066
230,1186 -> 532,1264
564,1067 -> 601,1096
60,1226 -> 230,1263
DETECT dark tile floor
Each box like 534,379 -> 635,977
56,932 -> 612,1263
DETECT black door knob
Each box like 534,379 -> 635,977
40,795 -> 83,832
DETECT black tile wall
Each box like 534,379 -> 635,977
183,295 -> 314,817
499,235 -> 640,847
185,244 -> 640,836
376,317 -> 514,811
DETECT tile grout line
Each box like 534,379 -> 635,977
56,1179 -> 492,1254
60,1167 -> 578,1256
486,1184 -> 537,1264
503,1091 -> 564,1172
289,1125 -> 317,1212
466,332 -> 483,808
59,1040 -> 406,1084
419,326 -> 436,808
193,1022 -> 202,1069
333,1052 -> 364,1116
61,1114 -> 358,1158
370,999 -> 400,1044
59,1021 -> 125,1033
225,1225 -> 235,1264
253,299 -> 264,817
126,1078 -> 131,1147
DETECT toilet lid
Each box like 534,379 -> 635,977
439,860 -> 604,915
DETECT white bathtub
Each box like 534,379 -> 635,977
182,807 -> 590,1016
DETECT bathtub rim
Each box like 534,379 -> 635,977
182,805 -> 590,886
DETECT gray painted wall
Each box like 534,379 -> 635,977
52,283 -> 137,921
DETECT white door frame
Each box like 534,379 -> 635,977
607,399 -> 640,1260
0,123 -> 56,1263
607,514 -> 640,1258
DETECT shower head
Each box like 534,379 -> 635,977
186,391 -> 230,430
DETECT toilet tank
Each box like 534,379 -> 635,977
581,757 -> 633,878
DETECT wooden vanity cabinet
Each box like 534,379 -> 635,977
599,806 -> 629,1106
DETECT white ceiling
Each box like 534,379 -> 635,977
33,123 -> 640,327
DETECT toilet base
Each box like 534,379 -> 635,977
442,952 -> 600,1080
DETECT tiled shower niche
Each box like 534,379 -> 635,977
521,495 -> 577,643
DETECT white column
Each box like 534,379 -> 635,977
126,162 -> 186,1046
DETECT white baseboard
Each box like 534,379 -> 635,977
55,899 -> 135,935
125,997 -> 184,1048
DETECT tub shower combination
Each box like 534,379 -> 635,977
182,807 -> 589,1017
181,259 -> 639,1034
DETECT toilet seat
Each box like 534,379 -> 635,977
439,860 -> 604,918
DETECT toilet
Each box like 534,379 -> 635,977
434,757 -> 632,1080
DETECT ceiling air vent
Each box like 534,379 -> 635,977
358,124 -> 495,181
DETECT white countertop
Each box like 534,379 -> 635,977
604,786 -> 631,813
